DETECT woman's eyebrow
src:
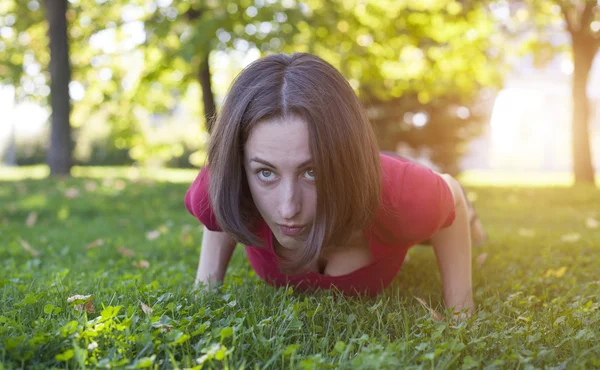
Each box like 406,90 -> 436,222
250,157 -> 313,169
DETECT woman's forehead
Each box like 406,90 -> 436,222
244,117 -> 311,163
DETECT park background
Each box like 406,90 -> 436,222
1,0 -> 600,369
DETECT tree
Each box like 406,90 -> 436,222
140,1 -> 304,133
560,1 -> 599,185
503,0 -> 599,185
45,0 -> 72,176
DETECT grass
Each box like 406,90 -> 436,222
1,166 -> 600,369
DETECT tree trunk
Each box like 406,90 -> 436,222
45,0 -> 72,176
570,31 -> 597,185
198,52 -> 216,134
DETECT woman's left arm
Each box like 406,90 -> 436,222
430,174 -> 474,316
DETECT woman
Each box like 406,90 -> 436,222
185,53 -> 486,315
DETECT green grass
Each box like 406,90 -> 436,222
1,168 -> 600,369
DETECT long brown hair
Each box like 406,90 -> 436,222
207,52 -> 381,275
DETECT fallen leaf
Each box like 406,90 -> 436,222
118,246 -> 135,257
518,228 -> 535,237
64,188 -> 80,199
140,301 -> 153,315
18,239 -> 40,257
585,217 -> 599,229
114,179 -> 126,191
414,297 -> 443,321
82,300 -> 96,313
146,230 -> 161,240
85,239 -> 104,249
180,226 -> 193,244
475,252 -> 488,268
26,212 -> 38,228
555,266 -> 567,278
561,233 -> 581,243
133,260 -> 150,269
84,181 -> 98,192
67,294 -> 95,313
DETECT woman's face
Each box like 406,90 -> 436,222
243,116 -> 317,251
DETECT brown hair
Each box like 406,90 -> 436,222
207,52 -> 381,275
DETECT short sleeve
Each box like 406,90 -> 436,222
184,167 -> 222,231
396,162 -> 456,243
375,157 -> 456,246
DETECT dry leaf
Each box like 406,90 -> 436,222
84,181 -> 98,192
114,179 -> 126,191
146,230 -> 161,240
67,294 -> 95,313
26,212 -> 38,228
555,266 -> 567,278
64,188 -> 80,199
85,239 -> 105,249
140,301 -> 153,315
414,297 -> 443,321
18,239 -> 40,257
561,233 -> 581,243
518,228 -> 535,237
133,260 -> 150,269
585,217 -> 599,229
475,252 -> 488,268
118,246 -> 135,257
545,267 -> 568,279
82,300 -> 96,313
180,225 -> 193,244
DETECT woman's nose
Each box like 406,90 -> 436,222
278,181 -> 301,220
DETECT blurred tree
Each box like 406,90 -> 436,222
501,0 -> 599,185
0,0 -> 143,173
139,0 -> 304,133
280,0 -> 505,173
1,0 -> 506,172
555,0 -> 598,185
45,0 -> 73,176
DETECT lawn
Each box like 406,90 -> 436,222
1,167 -> 600,369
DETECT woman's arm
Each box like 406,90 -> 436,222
194,226 -> 237,289
430,174 -> 474,316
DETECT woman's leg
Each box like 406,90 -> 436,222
380,151 -> 487,247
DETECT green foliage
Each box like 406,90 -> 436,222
2,173 -> 600,368
1,0 -> 511,170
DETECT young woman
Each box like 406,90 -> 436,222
185,53 -> 486,315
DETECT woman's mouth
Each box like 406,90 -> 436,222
279,225 -> 305,236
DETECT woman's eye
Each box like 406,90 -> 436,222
304,169 -> 316,180
257,169 -> 275,181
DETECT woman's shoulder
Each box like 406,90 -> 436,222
372,153 -> 456,245
185,167 -> 222,231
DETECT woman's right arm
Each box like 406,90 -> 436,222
194,226 -> 237,289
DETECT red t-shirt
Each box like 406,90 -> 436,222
185,153 -> 456,296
